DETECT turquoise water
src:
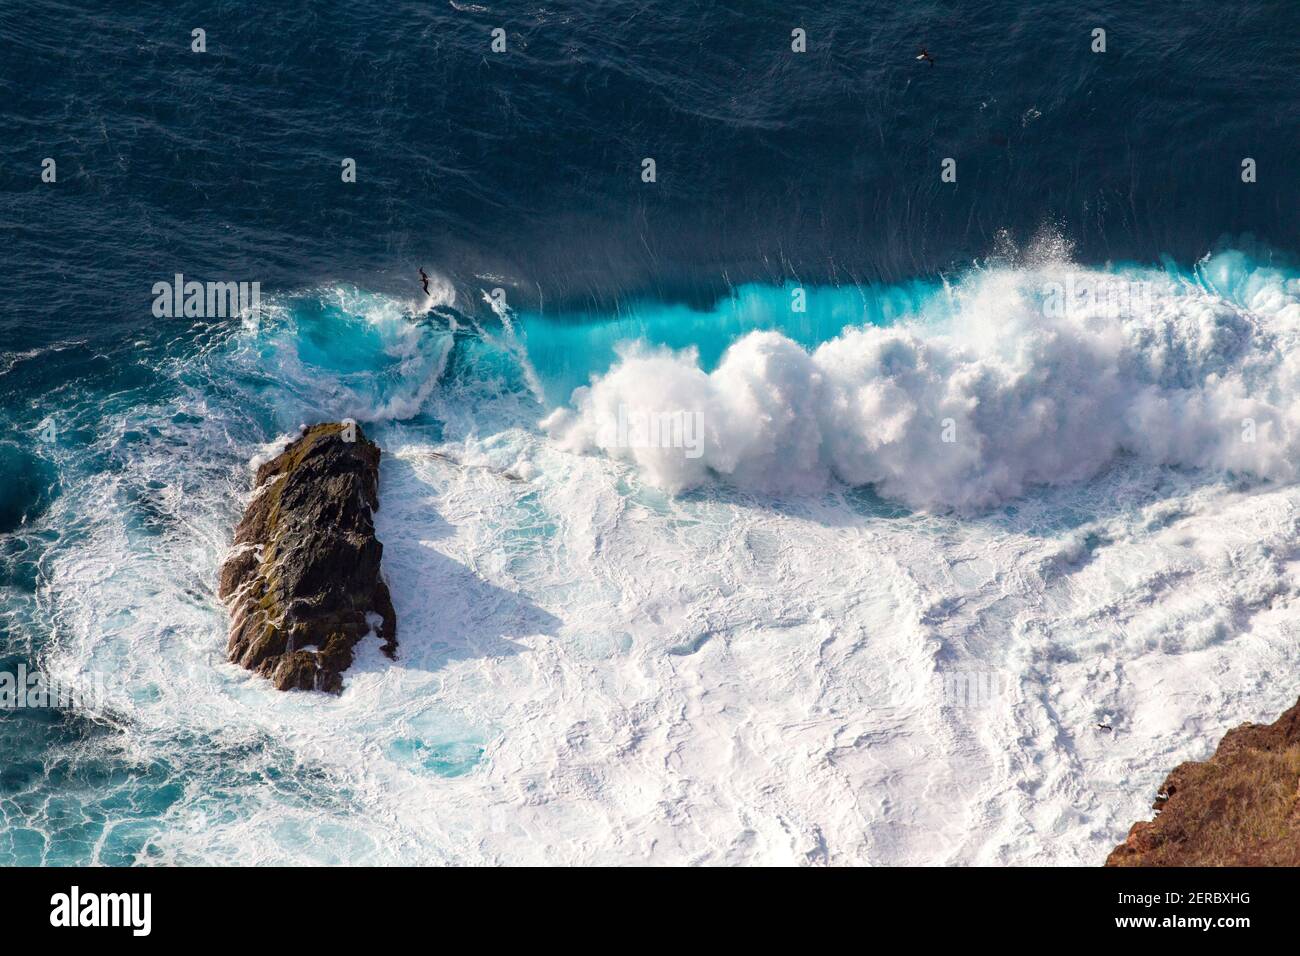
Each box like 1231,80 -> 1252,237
517,279 -> 939,404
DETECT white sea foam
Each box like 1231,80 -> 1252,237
227,285 -> 455,425
26,256 -> 1300,865
545,257 -> 1300,510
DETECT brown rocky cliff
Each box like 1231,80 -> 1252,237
1106,698 -> 1300,866
218,422 -> 398,692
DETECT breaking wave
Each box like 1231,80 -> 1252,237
6,246 -> 1300,866
543,251 -> 1300,509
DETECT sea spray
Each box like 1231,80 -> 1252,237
543,254 -> 1300,509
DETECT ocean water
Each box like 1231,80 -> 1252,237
1,1 -> 1298,865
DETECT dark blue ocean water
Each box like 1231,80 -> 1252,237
3,0 -> 1298,353
0,1 -> 1297,864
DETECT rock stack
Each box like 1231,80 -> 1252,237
218,422 -> 397,692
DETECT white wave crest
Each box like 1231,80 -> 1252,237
544,256 -> 1300,509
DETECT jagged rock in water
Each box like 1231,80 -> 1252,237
1106,698 -> 1300,866
218,422 -> 397,692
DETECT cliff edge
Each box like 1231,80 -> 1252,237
1106,698 -> 1300,866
